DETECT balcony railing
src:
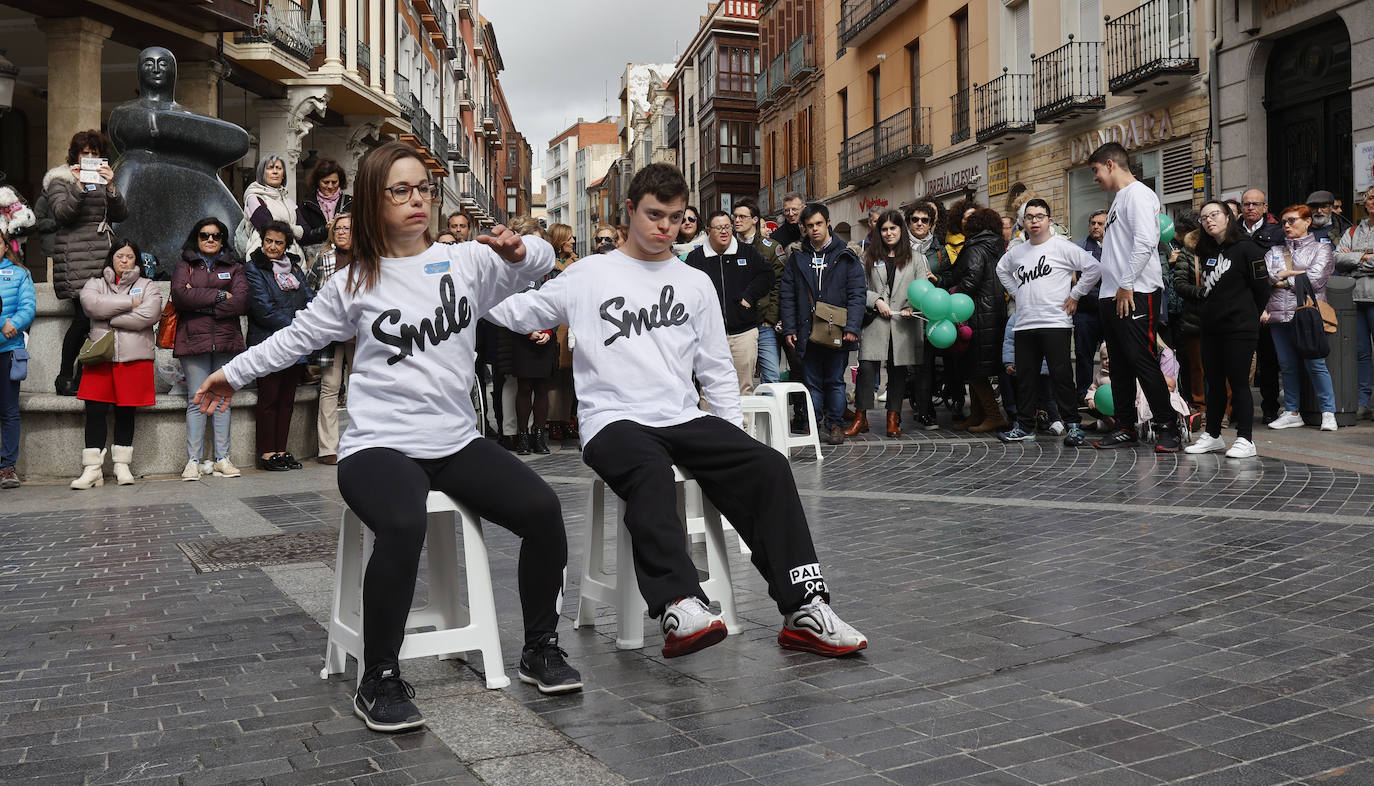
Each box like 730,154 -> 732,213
411,102 -> 434,146
237,1 -> 313,62
1033,38 -> 1104,122
768,54 -> 788,97
396,83 -> 414,118
445,118 -> 470,172
431,120 -> 448,163
772,176 -> 786,207
838,0 -> 914,48
1106,0 -> 1199,94
787,34 -> 816,80
950,88 -> 970,145
975,72 -> 1035,143
840,106 -> 933,186
758,185 -> 771,214
789,165 -> 810,197
481,102 -> 496,133
665,113 -> 680,148
755,72 -> 771,108
357,40 -> 371,77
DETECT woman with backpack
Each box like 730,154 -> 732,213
1263,204 -> 1336,432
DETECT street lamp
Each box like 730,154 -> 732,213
0,49 -> 18,113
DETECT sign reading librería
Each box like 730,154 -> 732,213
1069,110 -> 1176,165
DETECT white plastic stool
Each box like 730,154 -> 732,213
321,490 -> 511,689
575,466 -> 740,650
754,382 -> 824,461
741,394 -> 788,455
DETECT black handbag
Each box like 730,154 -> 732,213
1290,273 -> 1330,360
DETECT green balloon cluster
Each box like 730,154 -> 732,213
907,280 -> 974,349
1159,214 -> 1175,244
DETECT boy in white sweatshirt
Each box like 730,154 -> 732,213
487,163 -> 867,661
996,198 -> 1101,446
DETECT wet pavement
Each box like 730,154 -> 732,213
4,421 -> 1374,784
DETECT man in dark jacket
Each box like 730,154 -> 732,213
781,203 -> 866,445
1238,188 -> 1282,421
686,211 -> 774,413
732,199 -> 784,384
1307,190 -> 1353,243
1238,189 -> 1285,249
770,191 -> 805,250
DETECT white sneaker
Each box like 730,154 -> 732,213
1225,438 -> 1257,458
181,459 -> 202,481
1321,413 -> 1337,432
1049,420 -> 1066,436
660,596 -> 726,658
1268,412 -> 1304,429
779,598 -> 868,656
1185,433 -> 1226,454
876,390 -> 887,403
213,458 -> 242,478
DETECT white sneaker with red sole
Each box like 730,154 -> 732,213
660,596 -> 727,658
779,599 -> 868,656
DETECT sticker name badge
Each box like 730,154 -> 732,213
736,259 -> 747,265
424,260 -> 451,275
1205,258 -> 1218,269
130,287 -> 143,295
0,269 -> 12,277
218,271 -> 232,280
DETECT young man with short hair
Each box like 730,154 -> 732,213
686,211 -> 773,410
1088,142 -> 1180,451
996,199 -> 1101,446
733,199 -> 784,384
487,164 -> 867,660
780,203 -> 867,445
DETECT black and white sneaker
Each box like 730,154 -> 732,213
1092,427 -> 1139,450
1154,425 -> 1181,453
518,633 -> 583,694
354,667 -> 425,733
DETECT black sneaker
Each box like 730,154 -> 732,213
1092,427 -> 1139,449
257,455 -> 290,471
354,667 -> 425,732
517,633 -> 583,694
1154,425 -> 1181,453
916,411 -> 939,431
280,452 -> 304,470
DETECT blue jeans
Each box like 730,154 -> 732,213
182,352 -> 234,461
0,351 -> 19,468
1269,321 -> 1336,413
1357,302 -> 1374,408
757,324 -> 780,384
801,346 -> 847,427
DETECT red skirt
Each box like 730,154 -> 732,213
77,360 -> 156,407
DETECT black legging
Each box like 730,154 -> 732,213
336,439 -> 566,677
516,377 -> 550,431
60,299 -> 91,381
84,402 -> 135,448
1201,332 -> 1257,441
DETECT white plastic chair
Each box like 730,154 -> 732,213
754,381 -> 823,461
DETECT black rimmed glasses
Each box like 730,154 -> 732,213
384,182 -> 440,204
1023,213 -> 1050,223
1200,210 -> 1227,223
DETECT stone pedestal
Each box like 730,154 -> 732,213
35,17 -> 112,168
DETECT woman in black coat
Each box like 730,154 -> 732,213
937,206 -> 1008,433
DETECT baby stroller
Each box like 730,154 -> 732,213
1085,342 -> 1194,446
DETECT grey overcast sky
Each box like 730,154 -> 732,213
479,0 -> 712,156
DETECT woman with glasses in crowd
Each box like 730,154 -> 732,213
1182,202 -> 1270,458
193,140 -> 579,733
172,218 -> 248,480
1264,205 -> 1338,432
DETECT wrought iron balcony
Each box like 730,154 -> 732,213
481,103 -> 496,134
758,185 -> 771,214
772,176 -> 787,207
768,54 -> 788,98
236,0 -> 314,62
789,166 -> 810,198
396,84 -> 415,119
431,120 -> 448,164
357,40 -> 371,76
788,35 -> 816,81
411,102 -> 434,144
975,72 -> 1035,144
445,118 -> 470,172
665,113 -> 680,148
840,106 -> 933,187
755,72 -> 771,109
1033,38 -> 1104,123
1106,0 -> 1199,94
837,0 -> 918,49
950,88 -> 970,145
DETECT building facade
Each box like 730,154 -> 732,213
545,118 -> 618,254
670,1 -> 761,216
1215,0 -> 1369,213
757,0 -> 825,218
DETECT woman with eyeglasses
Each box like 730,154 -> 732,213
1263,204 -> 1338,432
194,140 -> 580,732
310,214 -> 353,464
172,218 -> 249,479
671,206 -> 705,260
1181,202 -> 1270,458
246,220 -> 314,470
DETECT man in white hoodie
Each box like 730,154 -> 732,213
996,198 -> 1101,447
487,163 -> 867,662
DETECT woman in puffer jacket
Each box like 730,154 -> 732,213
45,130 -> 129,396
1263,204 -> 1336,432
71,239 -> 163,489
245,221 -> 314,471
172,217 -> 249,480
937,206 -> 1008,433
1171,224 -> 1207,409
0,225 -> 36,489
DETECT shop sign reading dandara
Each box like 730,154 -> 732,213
1068,110 -> 1177,165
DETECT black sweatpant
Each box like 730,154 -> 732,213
582,416 -> 829,618
1201,333 -> 1257,441
337,440 -> 567,676
1013,327 -> 1080,430
1099,293 -> 1175,430
60,299 -> 90,382
1255,324 -> 1280,420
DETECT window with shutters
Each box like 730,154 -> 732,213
1006,1 -> 1032,74
1159,142 -> 1194,205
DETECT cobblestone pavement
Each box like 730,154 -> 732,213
5,424 -> 1374,784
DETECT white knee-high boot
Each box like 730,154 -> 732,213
111,445 -> 135,486
70,448 -> 105,490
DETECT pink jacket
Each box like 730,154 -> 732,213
79,266 -> 164,362
1263,233 -> 1331,323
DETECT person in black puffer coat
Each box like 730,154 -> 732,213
1171,223 -> 1206,409
937,206 -> 1008,433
